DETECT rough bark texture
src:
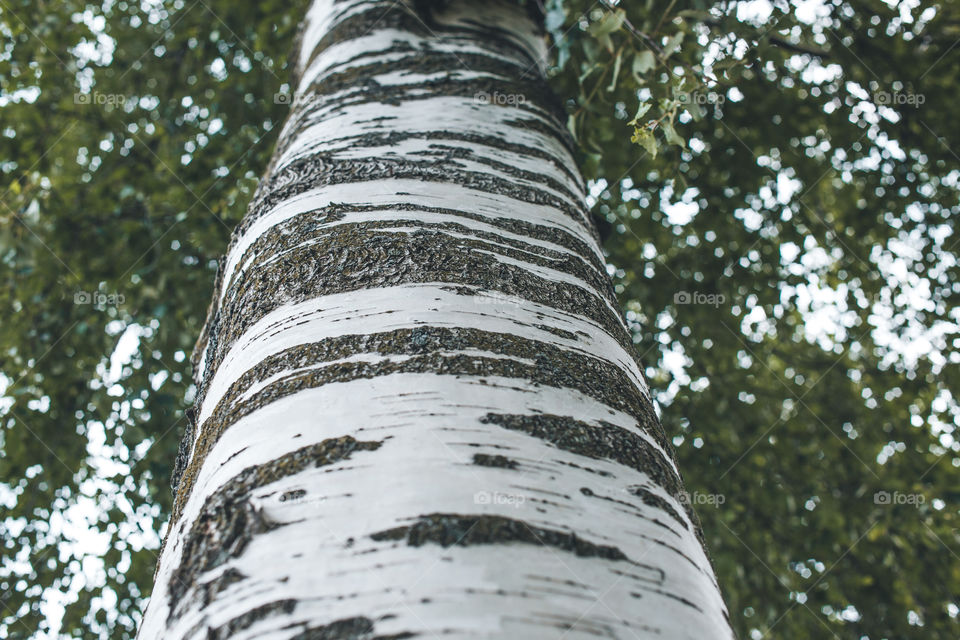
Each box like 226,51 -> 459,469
138,1 -> 734,638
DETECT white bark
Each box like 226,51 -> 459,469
139,1 -> 734,638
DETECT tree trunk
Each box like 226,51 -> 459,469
138,1 -> 733,638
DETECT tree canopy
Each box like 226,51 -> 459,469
1,0 -> 958,638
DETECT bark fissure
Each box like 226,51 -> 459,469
370,513 -> 662,575
173,325 -> 666,508
203,235 -> 628,392
236,156 -> 590,259
290,615 -> 417,640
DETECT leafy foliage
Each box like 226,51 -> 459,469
0,0 -> 306,635
1,0 -> 958,638
548,1 -> 960,637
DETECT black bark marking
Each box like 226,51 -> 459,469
173,327 -> 664,523
626,485 -> 690,532
290,615 -> 417,640
480,412 -> 710,548
206,599 -> 296,640
202,223 -> 627,389
199,178 -> 620,381
370,513 -> 664,583
579,486 -> 686,536
481,413 -> 683,501
168,436 -> 382,621
236,205 -> 604,289
247,153 -> 584,240
280,488 -> 307,502
171,406 -> 197,490
198,567 -> 245,609
472,453 -> 518,469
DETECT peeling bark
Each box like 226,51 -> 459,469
140,1 -> 733,638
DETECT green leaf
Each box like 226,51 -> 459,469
631,126 -> 658,158
556,40 -> 571,70
582,38 -> 602,64
627,101 -> 652,126
607,51 -> 623,92
632,50 -> 656,80
599,33 -> 614,53
676,10 -> 714,21
589,9 -> 625,38
663,32 -> 684,58
685,98 -> 706,121
578,60 -> 600,82
662,120 -> 686,148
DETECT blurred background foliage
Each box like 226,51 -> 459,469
0,0 -> 957,638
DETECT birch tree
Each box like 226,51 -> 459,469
138,1 -> 733,637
